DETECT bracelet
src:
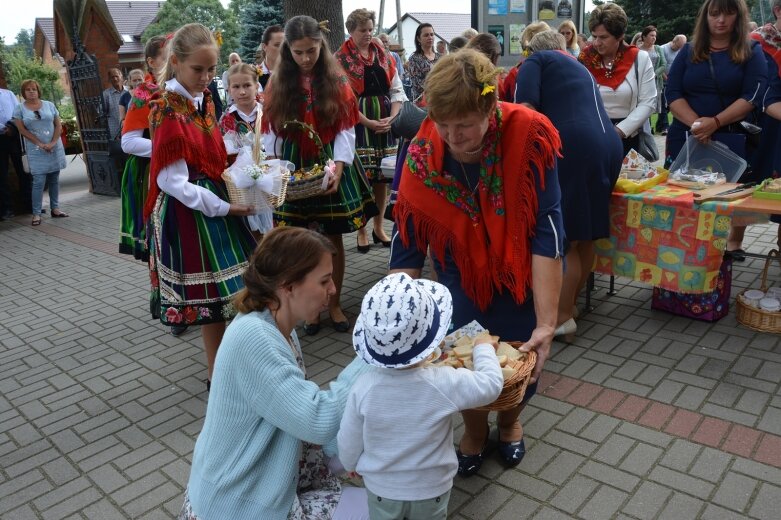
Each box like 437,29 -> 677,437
713,116 -> 721,129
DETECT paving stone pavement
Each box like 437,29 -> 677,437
2,171 -> 781,519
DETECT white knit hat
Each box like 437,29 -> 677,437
352,273 -> 453,368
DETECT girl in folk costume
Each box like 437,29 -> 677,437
118,35 -> 167,262
146,23 -> 256,386
256,25 -> 284,102
335,9 -> 407,253
219,62 -> 271,237
262,15 -> 377,335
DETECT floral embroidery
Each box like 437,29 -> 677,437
165,307 -> 182,324
405,107 -> 505,223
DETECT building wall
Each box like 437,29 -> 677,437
33,27 -> 71,97
55,8 -> 121,90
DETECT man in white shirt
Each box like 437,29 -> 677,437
656,34 -> 687,135
0,86 -> 29,219
220,53 -> 242,107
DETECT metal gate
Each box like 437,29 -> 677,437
66,26 -> 121,196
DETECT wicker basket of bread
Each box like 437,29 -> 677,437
433,333 -> 537,412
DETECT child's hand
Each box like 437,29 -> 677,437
473,331 -> 499,351
228,203 -> 255,216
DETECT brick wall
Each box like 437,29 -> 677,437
33,26 -> 72,97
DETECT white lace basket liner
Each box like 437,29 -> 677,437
222,124 -> 290,210
281,120 -> 333,201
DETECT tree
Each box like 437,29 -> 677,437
14,29 -> 34,59
238,0 -> 284,63
142,0 -> 240,67
1,48 -> 62,103
613,0 -> 758,43
284,0 -> 344,54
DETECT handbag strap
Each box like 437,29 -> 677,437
707,56 -> 729,111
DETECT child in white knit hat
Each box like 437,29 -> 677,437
338,272 -> 503,519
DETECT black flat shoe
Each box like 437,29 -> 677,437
303,322 -> 321,335
205,379 -> 211,392
171,324 -> 188,336
356,236 -> 371,253
456,429 -> 490,478
497,436 -> 526,468
372,230 -> 391,247
332,320 -> 350,333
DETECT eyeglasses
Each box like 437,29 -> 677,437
34,110 -> 41,120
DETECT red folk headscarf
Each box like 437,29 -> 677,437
395,102 -> 562,311
752,24 -> 781,78
579,43 -> 640,90
143,88 -> 227,220
335,38 -> 397,96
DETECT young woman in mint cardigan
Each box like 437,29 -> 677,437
179,227 -> 370,520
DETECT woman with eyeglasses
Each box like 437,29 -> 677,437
12,79 -> 68,225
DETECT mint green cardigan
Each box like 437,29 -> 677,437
187,310 -> 367,519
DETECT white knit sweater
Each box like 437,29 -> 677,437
337,344 -> 503,501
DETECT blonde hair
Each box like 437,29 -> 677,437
128,68 -> 144,80
558,20 -> 578,50
345,8 -> 376,32
20,79 -> 42,100
462,28 -> 479,40
529,31 -> 566,52
226,63 -> 258,85
521,22 -> 551,50
424,48 -> 498,122
159,23 -> 218,88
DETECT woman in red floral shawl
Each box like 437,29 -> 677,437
390,49 -> 565,477
335,9 -> 407,253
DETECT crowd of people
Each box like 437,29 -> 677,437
3,0 -> 781,518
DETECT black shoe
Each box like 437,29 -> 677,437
1,210 -> 13,220
171,324 -> 188,336
332,319 -> 350,332
372,230 -> 391,247
356,235 -> 371,253
205,379 -> 211,392
303,322 -> 321,335
497,436 -> 526,468
456,428 -> 490,478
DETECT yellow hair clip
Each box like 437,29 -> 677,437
481,83 -> 495,96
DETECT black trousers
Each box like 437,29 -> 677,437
0,131 -> 31,215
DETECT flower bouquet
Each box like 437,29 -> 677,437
222,123 -> 290,216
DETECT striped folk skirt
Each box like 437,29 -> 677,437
274,141 -> 378,235
356,94 -> 396,183
118,155 -> 150,262
148,179 -> 257,326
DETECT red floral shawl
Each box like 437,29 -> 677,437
752,24 -> 781,77
261,75 -> 359,160
395,102 -> 562,311
579,43 -> 640,90
143,88 -> 227,220
122,74 -> 158,134
335,39 -> 397,96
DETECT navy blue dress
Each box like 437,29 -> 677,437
514,50 -> 622,242
750,49 -> 780,182
664,42 -> 767,165
390,156 -> 564,340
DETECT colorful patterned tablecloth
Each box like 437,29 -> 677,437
594,185 -> 732,294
